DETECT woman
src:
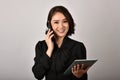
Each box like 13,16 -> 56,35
32,5 -> 89,80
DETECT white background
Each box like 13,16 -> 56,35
0,0 -> 120,80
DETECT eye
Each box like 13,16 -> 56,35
54,21 -> 59,24
63,20 -> 68,23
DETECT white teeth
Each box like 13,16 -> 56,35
58,30 -> 64,33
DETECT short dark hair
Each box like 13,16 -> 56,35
47,6 -> 75,36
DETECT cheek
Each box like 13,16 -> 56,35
65,24 -> 69,30
66,27 -> 69,32
51,24 -> 57,31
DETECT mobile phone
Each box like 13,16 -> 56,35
47,22 -> 52,31
45,22 -> 53,34
45,22 -> 55,41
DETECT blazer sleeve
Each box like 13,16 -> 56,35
72,42 -> 88,80
77,42 -> 87,59
32,41 -> 52,80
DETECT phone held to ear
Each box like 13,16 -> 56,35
45,22 -> 52,34
45,22 -> 55,41
47,22 -> 52,31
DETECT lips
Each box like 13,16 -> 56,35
57,29 -> 65,33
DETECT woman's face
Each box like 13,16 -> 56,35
51,12 -> 69,38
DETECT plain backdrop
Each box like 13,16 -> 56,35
0,0 -> 120,80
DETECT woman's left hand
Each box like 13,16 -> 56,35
72,64 -> 90,78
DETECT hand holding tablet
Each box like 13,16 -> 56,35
64,59 -> 98,75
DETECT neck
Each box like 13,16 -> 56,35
55,36 -> 65,48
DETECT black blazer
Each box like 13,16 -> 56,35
32,37 -> 87,80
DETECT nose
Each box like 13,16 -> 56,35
59,22 -> 64,28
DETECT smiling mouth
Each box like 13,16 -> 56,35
57,30 -> 65,33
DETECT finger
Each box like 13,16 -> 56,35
46,29 -> 52,34
46,29 -> 50,34
73,65 -> 77,71
77,64 -> 80,70
50,34 -> 54,39
48,30 -> 53,35
49,30 -> 53,34
45,30 -> 53,40
47,30 -> 54,38
71,67 -> 74,73
81,64 -> 84,69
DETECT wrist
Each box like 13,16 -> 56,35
46,49 -> 53,57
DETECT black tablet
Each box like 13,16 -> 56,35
64,59 -> 97,75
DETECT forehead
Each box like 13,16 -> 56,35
51,12 -> 66,20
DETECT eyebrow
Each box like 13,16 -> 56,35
52,18 -> 67,21
52,20 -> 59,22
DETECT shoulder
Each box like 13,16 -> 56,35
68,38 -> 87,58
68,37 -> 85,47
36,40 -> 45,45
68,37 -> 86,52
35,40 -> 46,48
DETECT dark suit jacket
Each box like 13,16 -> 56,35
32,36 -> 87,80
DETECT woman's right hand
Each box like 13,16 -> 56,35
45,29 -> 54,57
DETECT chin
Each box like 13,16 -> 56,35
57,34 -> 66,37
56,32 -> 67,37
